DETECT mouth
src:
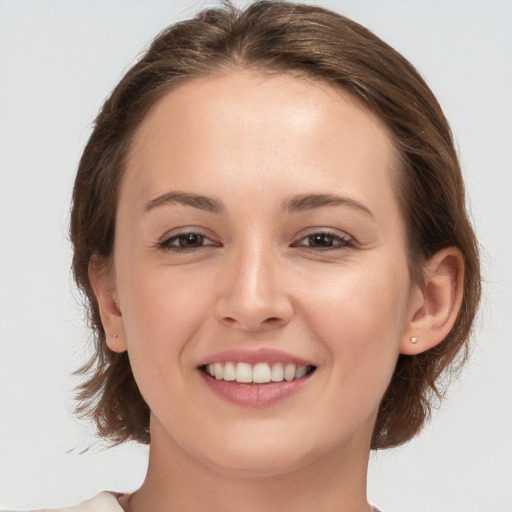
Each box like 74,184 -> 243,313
200,361 -> 317,384
197,348 -> 317,406
197,354 -> 317,407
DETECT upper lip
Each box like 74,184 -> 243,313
197,347 -> 314,367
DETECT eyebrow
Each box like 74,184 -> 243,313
144,191 -> 226,214
143,190 -> 373,218
282,193 -> 374,217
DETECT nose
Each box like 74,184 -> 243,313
214,244 -> 294,332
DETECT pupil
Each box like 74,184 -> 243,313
180,233 -> 203,247
310,233 -> 333,247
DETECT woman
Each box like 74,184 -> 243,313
1,1 -> 481,511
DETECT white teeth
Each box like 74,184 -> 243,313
253,363 -> 271,383
204,361 -> 312,383
284,363 -> 296,382
270,362 -> 284,382
295,365 -> 307,379
214,362 -> 224,380
235,362 -> 253,383
223,362 -> 236,381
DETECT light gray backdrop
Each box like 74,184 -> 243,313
0,1 -> 511,511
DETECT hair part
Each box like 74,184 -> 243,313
71,0 -> 480,449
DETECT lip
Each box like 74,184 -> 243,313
197,348 -> 316,407
197,347 -> 312,367
199,369 -> 314,407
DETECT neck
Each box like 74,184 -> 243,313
125,418 -> 372,512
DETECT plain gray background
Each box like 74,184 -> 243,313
0,1 -> 511,511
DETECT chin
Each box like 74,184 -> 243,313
199,448 -> 314,478
188,426 -> 332,478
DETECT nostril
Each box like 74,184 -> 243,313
219,315 -> 283,331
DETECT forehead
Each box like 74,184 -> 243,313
130,69 -> 394,152
122,70 -> 399,215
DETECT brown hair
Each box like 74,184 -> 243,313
71,0 -> 480,449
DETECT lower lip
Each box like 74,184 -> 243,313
199,370 -> 313,407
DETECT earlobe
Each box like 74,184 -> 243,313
88,256 -> 127,353
400,247 -> 464,356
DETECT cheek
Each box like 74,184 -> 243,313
286,266 -> 410,448
297,258 -> 410,383
114,257 -> 213,380
299,256 -> 410,334
114,266 -> 215,421
119,265 -> 214,345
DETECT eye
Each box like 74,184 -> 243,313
293,230 -> 354,250
157,231 -> 219,252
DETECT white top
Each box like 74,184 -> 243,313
1,492 -> 385,511
0,492 -> 123,512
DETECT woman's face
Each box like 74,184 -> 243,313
107,70 -> 419,475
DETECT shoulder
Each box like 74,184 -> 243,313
3,495 -> 383,512
0,492 -> 124,512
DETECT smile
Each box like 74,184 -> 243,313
197,348 -> 317,406
203,362 -> 315,383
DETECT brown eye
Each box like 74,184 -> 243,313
307,233 -> 337,247
175,233 -> 205,247
158,231 -> 218,252
294,230 -> 354,251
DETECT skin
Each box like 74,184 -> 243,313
91,70 -> 463,512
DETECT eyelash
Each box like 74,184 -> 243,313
156,231 -> 219,253
293,230 -> 354,251
157,229 -> 354,253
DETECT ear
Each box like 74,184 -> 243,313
88,255 -> 127,353
400,247 -> 464,355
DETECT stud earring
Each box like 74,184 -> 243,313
112,333 -> 118,338
410,336 -> 418,344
